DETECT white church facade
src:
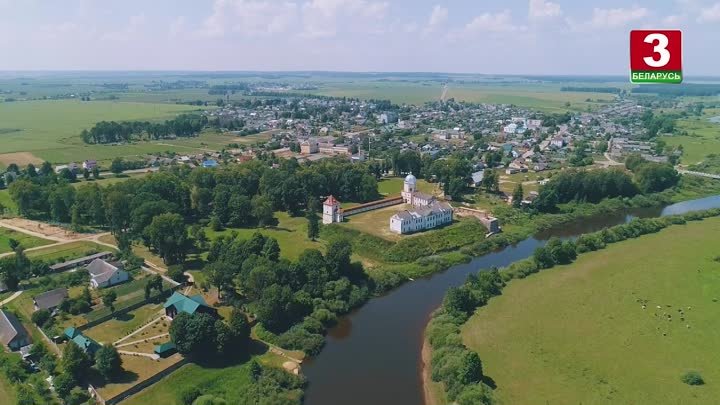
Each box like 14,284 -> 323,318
391,174 -> 454,234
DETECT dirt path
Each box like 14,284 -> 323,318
422,338 -> 441,405
0,291 -> 22,306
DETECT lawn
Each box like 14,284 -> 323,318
122,352 -> 297,405
342,204 -> 410,241
0,226 -> 52,253
462,216 -> 720,405
26,241 -> 111,262
0,189 -> 17,214
82,304 -> 166,344
662,114 -> 720,164
205,211 -> 325,260
94,353 -> 185,401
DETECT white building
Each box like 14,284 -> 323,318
401,174 -> 435,207
322,195 -> 344,224
390,201 -> 453,234
87,259 -> 129,289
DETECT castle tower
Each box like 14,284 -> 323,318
402,173 -> 417,204
323,195 -> 341,224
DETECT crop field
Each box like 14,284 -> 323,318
462,216 -> 720,405
309,81 -> 619,111
662,112 -> 720,165
0,99 -> 200,163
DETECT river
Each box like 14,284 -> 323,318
302,195 -> 720,405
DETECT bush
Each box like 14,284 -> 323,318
179,387 -> 202,405
681,371 -> 705,386
31,309 -> 51,327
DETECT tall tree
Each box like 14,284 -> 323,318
512,183 -> 524,208
143,213 -> 189,264
95,345 -> 122,380
306,207 -> 320,241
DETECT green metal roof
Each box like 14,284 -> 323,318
64,327 -> 100,354
64,327 -> 80,339
163,292 -> 211,315
154,342 -> 177,354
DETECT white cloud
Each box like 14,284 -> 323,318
662,14 -> 684,25
528,0 -> 562,20
698,3 -> 720,22
428,5 -> 448,27
464,10 -> 525,33
567,6 -> 649,31
300,0 -> 389,38
101,14 -> 146,41
169,16 -> 186,38
199,0 -> 299,38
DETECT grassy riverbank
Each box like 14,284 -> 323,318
425,210 -> 720,405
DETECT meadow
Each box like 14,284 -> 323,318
0,99 -> 201,164
462,216 -> 720,405
662,110 -> 720,165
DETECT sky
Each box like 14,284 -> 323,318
0,0 -> 719,75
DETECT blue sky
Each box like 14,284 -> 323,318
1,0 -> 718,74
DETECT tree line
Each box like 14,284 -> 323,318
80,113 -> 207,144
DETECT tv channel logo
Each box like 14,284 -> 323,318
630,30 -> 682,84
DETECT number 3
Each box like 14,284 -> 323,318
643,33 -> 671,68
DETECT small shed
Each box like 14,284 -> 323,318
154,342 -> 177,358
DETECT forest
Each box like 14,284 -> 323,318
80,113 -> 208,144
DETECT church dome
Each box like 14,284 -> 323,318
404,174 -> 417,184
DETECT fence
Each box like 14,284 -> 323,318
89,358 -> 189,405
77,285 -> 181,331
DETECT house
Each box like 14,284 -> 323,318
390,201 -> 453,234
471,171 -> 485,187
164,292 -> 218,320
82,160 -> 97,170
63,327 -> 100,355
300,140 -> 319,154
202,159 -> 219,168
0,310 -> 31,351
154,342 -> 177,358
87,259 -> 129,289
33,288 -> 68,313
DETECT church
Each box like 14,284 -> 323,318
391,174 -> 454,234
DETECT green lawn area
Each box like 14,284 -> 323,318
342,204 -> 410,241
26,241 -> 111,262
662,114 -> 720,164
94,353 -> 184,400
462,216 -> 720,405
0,363 -> 16,405
0,189 -> 17,214
205,211 -> 325,260
0,227 -> 52,253
122,352 -> 297,405
82,304 -> 165,344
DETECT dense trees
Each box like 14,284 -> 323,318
533,169 -> 638,212
144,213 -> 190,264
169,310 -> 251,358
81,114 -> 208,144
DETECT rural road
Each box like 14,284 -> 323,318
0,291 -> 23,306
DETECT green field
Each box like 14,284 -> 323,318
205,211 -> 325,260
26,241 -> 110,261
310,81 -> 618,111
0,189 -> 18,214
0,99 -> 200,163
376,177 -> 438,196
663,112 -> 720,164
462,217 -> 720,405
0,227 -> 52,253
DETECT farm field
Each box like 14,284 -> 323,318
662,113 -> 720,164
309,81 -> 619,111
205,211 -> 325,260
0,99 -> 199,163
0,226 -> 52,253
462,216 -> 720,405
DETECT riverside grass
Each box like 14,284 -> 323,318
426,207 -> 720,405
